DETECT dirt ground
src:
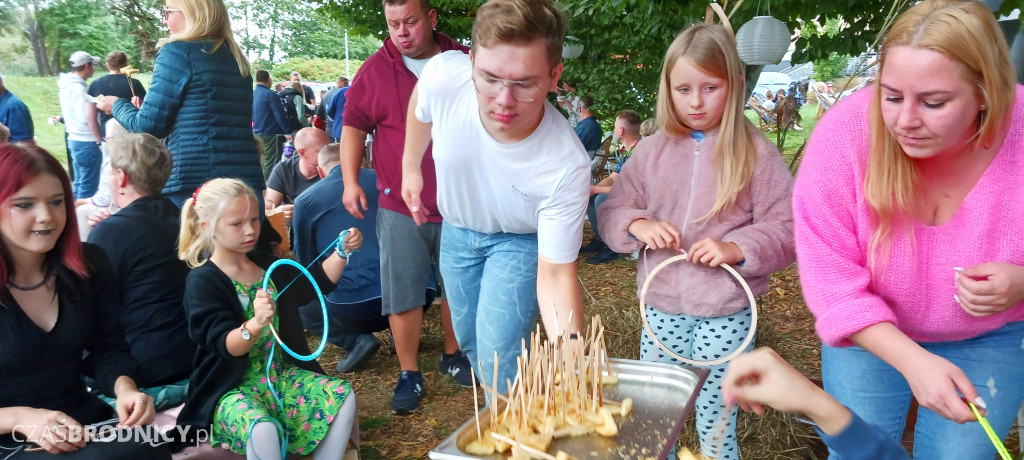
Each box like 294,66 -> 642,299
299,226 -> 827,458
309,228 -> 1019,459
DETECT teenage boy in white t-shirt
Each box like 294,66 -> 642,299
401,0 -> 590,395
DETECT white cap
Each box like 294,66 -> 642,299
69,51 -> 100,67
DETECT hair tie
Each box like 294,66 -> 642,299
192,185 -> 203,206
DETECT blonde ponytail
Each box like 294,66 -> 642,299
177,178 -> 257,268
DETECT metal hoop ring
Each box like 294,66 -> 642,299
638,253 -> 758,367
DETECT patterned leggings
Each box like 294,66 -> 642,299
639,307 -> 753,460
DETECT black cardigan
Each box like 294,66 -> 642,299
176,251 -> 334,437
0,244 -> 137,428
88,195 -> 196,387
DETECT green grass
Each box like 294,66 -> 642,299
4,74 -> 153,165
359,415 -> 390,431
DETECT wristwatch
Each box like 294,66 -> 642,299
240,321 -> 253,341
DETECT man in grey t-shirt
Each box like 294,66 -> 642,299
266,128 -> 327,221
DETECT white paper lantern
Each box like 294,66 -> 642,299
735,16 -> 791,65
563,36 -> 584,60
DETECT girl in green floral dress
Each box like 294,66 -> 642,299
178,179 -> 363,460
211,277 -> 353,455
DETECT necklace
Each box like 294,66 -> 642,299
6,268 -> 53,292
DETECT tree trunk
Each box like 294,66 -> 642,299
23,1 -> 51,76
244,4 -> 251,56
52,47 -> 61,76
268,7 -> 279,63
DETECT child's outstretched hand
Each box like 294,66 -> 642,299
687,238 -> 743,267
722,347 -> 852,436
341,228 -> 362,254
628,219 -> 682,250
252,289 -> 276,328
722,347 -> 817,415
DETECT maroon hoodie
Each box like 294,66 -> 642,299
343,31 -> 469,222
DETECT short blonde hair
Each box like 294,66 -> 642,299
865,0 -> 1016,263
639,118 -> 657,137
656,23 -> 757,219
160,0 -> 250,78
178,178 -> 256,267
471,0 -> 566,69
107,133 -> 172,196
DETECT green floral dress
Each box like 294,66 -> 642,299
211,274 -> 352,455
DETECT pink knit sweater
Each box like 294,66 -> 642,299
599,123 -> 796,317
794,86 -> 1024,347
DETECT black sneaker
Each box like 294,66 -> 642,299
579,238 -> 604,254
391,370 -> 424,416
335,333 -> 381,373
585,245 -> 620,265
439,350 -> 475,387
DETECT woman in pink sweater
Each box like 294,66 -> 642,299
793,1 -> 1024,458
599,23 -> 795,459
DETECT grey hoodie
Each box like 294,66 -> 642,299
58,72 -> 97,142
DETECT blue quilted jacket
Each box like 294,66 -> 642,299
112,40 -> 264,195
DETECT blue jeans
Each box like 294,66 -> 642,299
67,140 -> 102,199
586,193 -> 609,242
440,223 -> 539,398
822,321 -> 1024,460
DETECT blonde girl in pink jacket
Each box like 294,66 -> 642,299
598,23 -> 795,459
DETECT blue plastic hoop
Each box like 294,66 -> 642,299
261,259 -> 328,361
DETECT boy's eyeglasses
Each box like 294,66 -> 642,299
162,8 -> 182,20
472,71 -> 543,102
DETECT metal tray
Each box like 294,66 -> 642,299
429,358 -> 708,460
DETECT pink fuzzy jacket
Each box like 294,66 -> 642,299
794,87 -> 1024,347
598,124 -> 796,317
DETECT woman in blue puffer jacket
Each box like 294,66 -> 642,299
98,0 -> 264,206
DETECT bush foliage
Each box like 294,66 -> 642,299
267,57 -> 364,83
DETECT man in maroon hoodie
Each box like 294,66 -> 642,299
339,0 -> 470,416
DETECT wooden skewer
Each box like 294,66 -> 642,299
492,351 -> 500,429
551,301 -> 560,341
490,433 -> 559,460
503,375 -> 519,421
471,367 -> 482,441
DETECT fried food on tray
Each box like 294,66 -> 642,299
465,315 -> 632,459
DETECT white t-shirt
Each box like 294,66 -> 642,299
415,51 -> 591,264
402,55 -> 430,78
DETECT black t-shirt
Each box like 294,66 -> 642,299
302,84 -> 316,106
87,74 -> 147,138
266,155 -> 320,204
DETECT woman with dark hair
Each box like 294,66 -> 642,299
0,143 -> 169,459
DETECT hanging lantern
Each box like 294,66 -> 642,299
735,16 -> 791,65
563,36 -> 584,60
